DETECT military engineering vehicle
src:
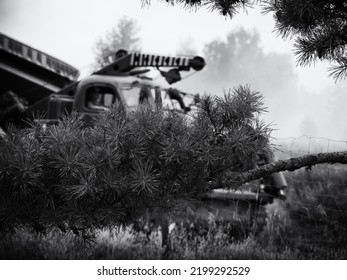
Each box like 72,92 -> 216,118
0,32 -> 287,241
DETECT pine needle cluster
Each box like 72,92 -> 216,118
262,0 -> 347,81
143,0 -> 256,17
0,85 -> 271,235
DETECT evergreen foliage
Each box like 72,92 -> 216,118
263,0 -> 347,81
0,86 -> 271,235
149,0 -> 254,17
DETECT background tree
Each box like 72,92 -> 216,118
176,37 -> 198,56
93,16 -> 141,68
177,28 -> 301,133
146,0 -> 347,81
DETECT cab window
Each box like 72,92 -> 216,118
85,85 -> 118,110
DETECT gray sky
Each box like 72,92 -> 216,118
1,0 -> 346,141
0,0 -> 332,86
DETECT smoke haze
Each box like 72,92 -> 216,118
176,28 -> 347,141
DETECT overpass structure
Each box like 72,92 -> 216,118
0,33 -> 79,105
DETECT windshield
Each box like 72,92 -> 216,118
121,84 -> 154,108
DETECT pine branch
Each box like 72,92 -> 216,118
329,56 -> 347,81
208,151 -> 347,190
260,1 -> 347,79
144,0 -> 256,17
204,0 -> 252,17
0,86 -> 273,232
294,23 -> 347,66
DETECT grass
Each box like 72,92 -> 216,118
1,164 -> 347,260
281,163 -> 347,258
0,227 -> 297,260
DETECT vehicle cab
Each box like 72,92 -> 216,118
73,75 -> 162,113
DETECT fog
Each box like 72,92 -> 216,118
1,0 -> 347,143
175,28 -> 347,142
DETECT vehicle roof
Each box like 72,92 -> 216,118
83,74 -> 161,88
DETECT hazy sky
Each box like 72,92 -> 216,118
1,0 -> 346,141
0,0 -> 334,87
